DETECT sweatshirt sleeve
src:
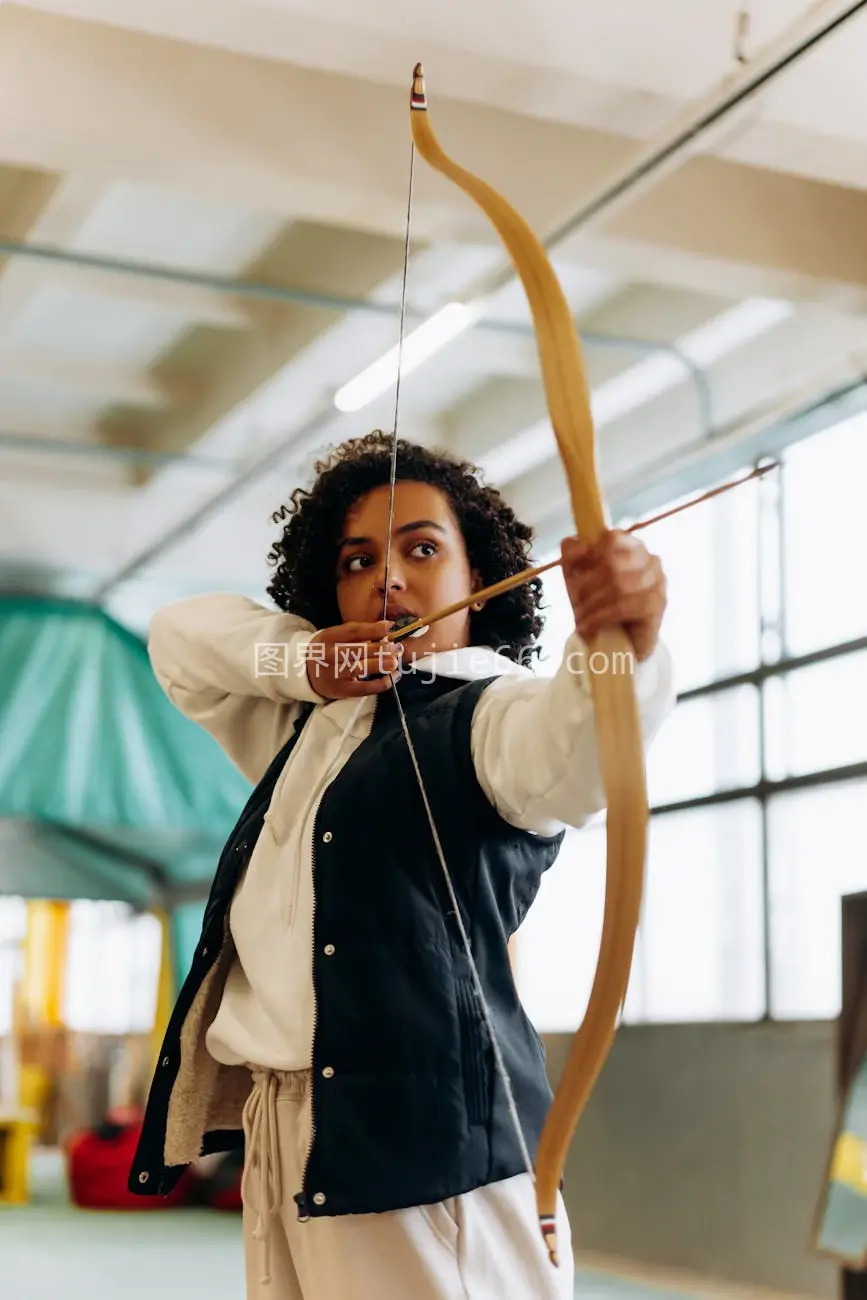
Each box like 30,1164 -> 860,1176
470,633 -> 676,834
148,593 -> 324,785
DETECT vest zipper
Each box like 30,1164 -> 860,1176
296,692 -> 382,1220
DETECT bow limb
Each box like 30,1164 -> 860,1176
410,64 -> 649,1267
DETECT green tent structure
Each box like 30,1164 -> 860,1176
0,595 -> 251,977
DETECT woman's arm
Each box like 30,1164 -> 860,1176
471,632 -> 675,834
148,593 -> 323,784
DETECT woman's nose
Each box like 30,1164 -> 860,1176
373,560 -> 407,591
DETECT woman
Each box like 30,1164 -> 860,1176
130,431 -> 674,1298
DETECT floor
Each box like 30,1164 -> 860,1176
0,1152 -> 705,1300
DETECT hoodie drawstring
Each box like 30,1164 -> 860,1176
240,1068 -> 312,1285
241,1070 -> 282,1284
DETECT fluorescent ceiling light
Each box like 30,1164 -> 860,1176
590,353 -> 684,426
680,297 -> 793,366
334,301 -> 481,413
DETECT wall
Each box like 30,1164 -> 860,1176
542,1020 -> 841,1297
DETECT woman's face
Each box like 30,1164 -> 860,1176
335,480 -> 481,659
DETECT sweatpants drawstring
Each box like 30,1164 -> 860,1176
241,1070 -> 283,1285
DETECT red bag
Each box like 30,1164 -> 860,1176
66,1120 -> 194,1210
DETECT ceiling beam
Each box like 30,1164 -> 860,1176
0,249 -> 253,328
0,354 -> 169,407
566,157 -> 867,312
442,377 -> 544,466
0,160 -> 63,269
0,174 -> 253,377
0,7 -> 866,308
100,223 -> 407,461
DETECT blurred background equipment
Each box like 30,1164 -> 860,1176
0,600 -> 248,1208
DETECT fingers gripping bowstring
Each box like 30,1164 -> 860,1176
383,138 -> 535,1186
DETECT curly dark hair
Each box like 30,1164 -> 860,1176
266,431 -> 545,662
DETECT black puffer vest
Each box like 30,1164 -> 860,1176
130,669 -> 564,1216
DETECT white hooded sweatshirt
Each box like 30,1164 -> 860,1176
148,593 -> 675,1073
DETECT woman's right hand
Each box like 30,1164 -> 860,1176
305,621 -> 403,699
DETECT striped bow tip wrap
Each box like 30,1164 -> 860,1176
407,64 -> 650,1268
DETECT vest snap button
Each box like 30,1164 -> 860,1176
161,1056 -> 170,1067
322,831 -> 332,843
324,944 -> 335,956
322,1066 -> 334,1079
138,1172 -> 149,1184
313,1192 -> 326,1205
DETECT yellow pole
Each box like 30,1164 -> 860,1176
10,901 -> 70,1200
19,901 -> 69,1109
42,901 -> 69,1029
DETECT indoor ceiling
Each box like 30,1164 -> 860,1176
0,0 -> 865,633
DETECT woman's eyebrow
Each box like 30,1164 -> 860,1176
338,519 -> 448,551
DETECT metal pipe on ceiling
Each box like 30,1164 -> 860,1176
0,238 -> 711,459
0,234 -> 697,370
0,235 -> 676,355
0,238 -> 414,320
0,430 -> 236,469
92,0 -> 866,599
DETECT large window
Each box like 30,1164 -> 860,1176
782,413 -> 867,655
513,820 -> 607,1033
0,898 -> 162,1040
763,648 -> 867,780
636,476 -> 762,691
515,802 -> 765,1032
768,779 -> 867,1020
535,475 -> 762,689
627,801 -> 765,1023
515,403 -> 867,1027
646,685 -> 761,807
63,901 -> 162,1035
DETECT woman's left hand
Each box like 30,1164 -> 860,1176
560,530 -> 667,662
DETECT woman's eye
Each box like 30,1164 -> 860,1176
345,555 -> 371,573
410,541 -> 437,559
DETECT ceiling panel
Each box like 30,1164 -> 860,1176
2,285 -> 197,364
0,0 -> 864,615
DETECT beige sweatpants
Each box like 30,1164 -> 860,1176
240,1068 -> 574,1299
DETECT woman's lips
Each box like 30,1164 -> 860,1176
389,611 -> 429,640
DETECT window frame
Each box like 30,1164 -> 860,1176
520,391 -> 867,1025
643,410 -> 867,1021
